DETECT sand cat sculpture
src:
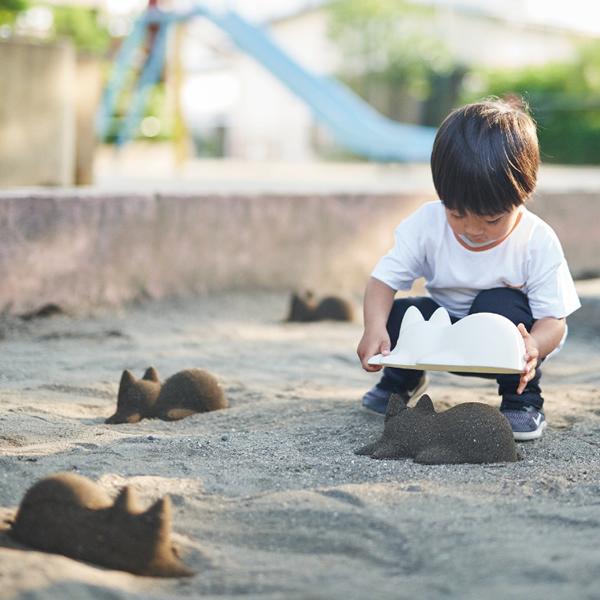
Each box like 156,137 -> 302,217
19,303 -> 64,321
106,367 -> 228,424
356,394 -> 518,465
286,291 -> 353,322
9,472 -> 193,577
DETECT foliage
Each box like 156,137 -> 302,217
0,0 -> 28,26
464,41 -> 600,164
328,0 -> 453,85
50,5 -> 111,54
103,82 -> 173,144
327,0 -> 462,124
142,81 -> 173,141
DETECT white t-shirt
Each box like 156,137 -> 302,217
372,201 -> 581,320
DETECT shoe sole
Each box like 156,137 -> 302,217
513,420 -> 547,441
362,375 -> 429,416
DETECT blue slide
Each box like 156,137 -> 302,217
99,5 -> 436,161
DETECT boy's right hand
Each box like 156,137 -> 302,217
357,329 -> 391,372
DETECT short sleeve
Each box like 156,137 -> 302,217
526,226 -> 581,319
371,206 -> 428,291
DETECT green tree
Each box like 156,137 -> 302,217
329,0 -> 451,89
0,0 -> 28,26
327,0 -> 462,124
465,40 -> 600,164
50,5 -> 110,54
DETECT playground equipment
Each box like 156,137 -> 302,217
97,4 -> 436,162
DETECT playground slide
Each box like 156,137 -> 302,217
100,5 -> 436,161
194,7 -> 436,162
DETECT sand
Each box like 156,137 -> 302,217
0,291 -> 599,599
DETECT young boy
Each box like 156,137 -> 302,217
357,99 -> 580,441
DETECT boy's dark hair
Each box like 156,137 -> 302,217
431,98 -> 539,216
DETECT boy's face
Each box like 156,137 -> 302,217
445,206 -> 521,245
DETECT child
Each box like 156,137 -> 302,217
357,98 -> 580,441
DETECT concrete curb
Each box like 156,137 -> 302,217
0,189 -> 597,313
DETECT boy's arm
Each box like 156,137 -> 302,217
357,277 -> 396,372
517,317 -> 566,394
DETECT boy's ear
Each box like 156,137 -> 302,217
142,367 -> 160,382
414,394 -> 435,414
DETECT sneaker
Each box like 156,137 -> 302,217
361,375 -> 429,415
501,405 -> 546,441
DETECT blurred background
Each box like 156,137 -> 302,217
1,0 -> 600,187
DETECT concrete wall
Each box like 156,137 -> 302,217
0,39 -> 76,187
0,190 -> 596,313
74,55 -> 103,185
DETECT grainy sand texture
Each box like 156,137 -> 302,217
0,290 -> 599,600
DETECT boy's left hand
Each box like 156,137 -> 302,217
517,323 -> 539,394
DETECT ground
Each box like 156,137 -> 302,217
0,291 -> 599,599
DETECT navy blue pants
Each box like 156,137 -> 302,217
377,288 -> 543,409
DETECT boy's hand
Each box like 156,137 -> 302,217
517,323 -> 539,394
357,329 -> 391,372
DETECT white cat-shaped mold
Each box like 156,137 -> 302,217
368,306 -> 526,374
